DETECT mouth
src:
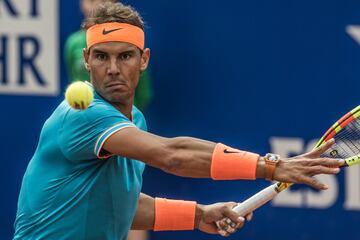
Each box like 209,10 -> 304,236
105,81 -> 127,89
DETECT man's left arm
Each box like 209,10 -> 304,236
131,193 -> 246,235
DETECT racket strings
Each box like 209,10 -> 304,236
322,118 -> 360,158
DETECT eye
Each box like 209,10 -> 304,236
120,52 -> 132,60
95,53 -> 107,61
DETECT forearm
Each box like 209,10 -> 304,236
131,193 -> 155,230
161,137 -> 216,178
131,193 -> 200,231
165,137 -> 266,179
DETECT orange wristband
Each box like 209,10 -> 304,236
154,198 -> 196,231
211,143 -> 259,180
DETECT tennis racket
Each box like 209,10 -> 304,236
231,105 -> 360,217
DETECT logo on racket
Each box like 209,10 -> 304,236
330,149 -> 338,157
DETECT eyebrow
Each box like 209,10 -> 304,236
91,48 -> 138,55
119,49 -> 136,55
92,49 -> 107,55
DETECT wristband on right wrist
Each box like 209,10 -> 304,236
210,143 -> 259,180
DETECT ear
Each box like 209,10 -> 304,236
140,48 -> 150,72
83,48 -> 90,72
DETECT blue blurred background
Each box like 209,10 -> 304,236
1,0 -> 360,239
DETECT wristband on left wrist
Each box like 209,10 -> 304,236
154,198 -> 196,231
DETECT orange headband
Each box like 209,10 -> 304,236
86,22 -> 144,49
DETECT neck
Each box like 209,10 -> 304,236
112,99 -> 133,120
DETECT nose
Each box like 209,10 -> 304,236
107,58 -> 120,76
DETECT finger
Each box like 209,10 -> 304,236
235,217 -> 245,229
235,221 -> 245,229
225,218 -> 237,228
219,221 -> 244,236
218,217 -> 244,233
225,225 -> 237,234
310,139 -> 335,156
300,176 -> 328,190
217,218 -> 229,230
226,217 -> 245,228
216,220 -> 232,237
224,219 -> 243,234
222,205 -> 243,224
216,220 -> 222,230
308,158 -> 345,167
245,212 -> 253,221
218,229 -> 229,237
308,166 -> 340,176
224,217 -> 245,229
227,201 -> 238,209
324,158 -> 345,167
235,217 -> 245,228
216,221 -> 228,236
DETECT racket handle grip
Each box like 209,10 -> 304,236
232,183 -> 279,216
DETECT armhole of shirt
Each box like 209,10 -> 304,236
94,122 -> 137,159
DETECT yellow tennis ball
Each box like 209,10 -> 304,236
65,81 -> 94,110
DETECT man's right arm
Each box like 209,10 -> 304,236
103,128 -> 217,178
102,127 -> 343,189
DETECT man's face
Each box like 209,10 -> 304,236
83,42 -> 150,104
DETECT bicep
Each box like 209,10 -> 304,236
102,127 -> 171,168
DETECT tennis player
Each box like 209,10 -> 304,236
14,2 -> 344,239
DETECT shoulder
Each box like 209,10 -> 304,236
58,92 -> 129,131
76,97 -> 129,125
132,106 -> 147,131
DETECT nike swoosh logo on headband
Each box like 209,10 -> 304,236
102,28 -> 123,35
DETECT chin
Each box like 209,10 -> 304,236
108,94 -> 131,103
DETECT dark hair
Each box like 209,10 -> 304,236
82,2 -> 144,30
